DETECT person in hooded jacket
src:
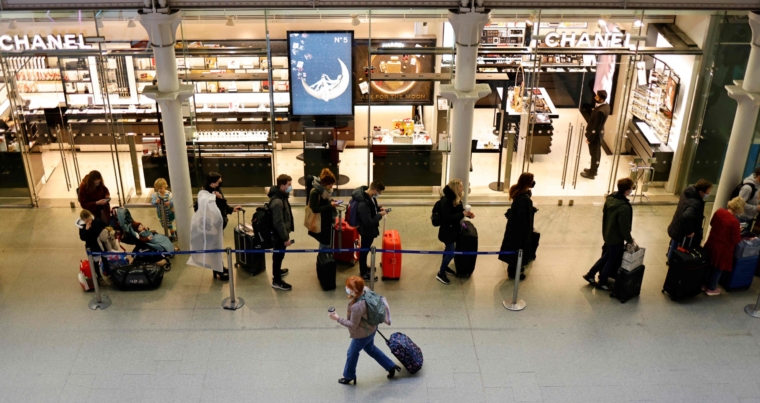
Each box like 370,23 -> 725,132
308,168 -> 340,249
351,180 -> 386,282
269,174 -> 294,291
499,172 -> 537,280
667,179 -> 712,259
436,179 -> 475,285
702,196 -> 745,296
582,178 -> 635,291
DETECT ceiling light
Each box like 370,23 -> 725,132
8,19 -> 17,29
633,19 -> 643,28
127,18 -> 136,28
226,16 -> 235,26
351,15 -> 360,26
598,15 -> 610,28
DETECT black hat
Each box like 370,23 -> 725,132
596,90 -> 608,102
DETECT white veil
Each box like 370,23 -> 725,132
187,190 -> 224,272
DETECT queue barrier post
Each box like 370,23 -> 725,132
369,246 -> 377,291
222,247 -> 245,310
87,248 -> 111,310
745,290 -> 760,318
503,249 -> 526,312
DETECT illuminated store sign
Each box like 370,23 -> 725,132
544,32 -> 631,48
0,34 -> 93,51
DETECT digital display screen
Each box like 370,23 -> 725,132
288,31 -> 354,116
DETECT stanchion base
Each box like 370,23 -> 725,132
745,304 -> 760,318
489,182 -> 507,192
503,299 -> 526,311
223,297 -> 245,310
89,295 -> 112,310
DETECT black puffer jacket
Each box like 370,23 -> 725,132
308,179 -> 336,246
437,185 -> 465,244
667,185 -> 706,242
268,186 -> 294,242
499,191 -> 535,263
352,186 -> 383,239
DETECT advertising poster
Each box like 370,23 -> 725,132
288,31 -> 354,116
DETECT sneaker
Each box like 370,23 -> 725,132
704,288 -> 721,296
597,284 -> 612,292
582,273 -> 597,285
436,273 -> 451,285
272,280 -> 292,291
280,268 -> 289,277
362,275 -> 378,283
445,268 -> 456,276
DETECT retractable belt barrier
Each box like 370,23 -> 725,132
85,248 -> 524,313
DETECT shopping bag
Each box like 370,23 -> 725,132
621,243 -> 645,271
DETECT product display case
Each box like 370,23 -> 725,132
630,58 -> 679,145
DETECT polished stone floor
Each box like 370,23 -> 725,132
1,203 -> 759,403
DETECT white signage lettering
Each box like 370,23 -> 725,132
545,32 -> 631,48
0,34 -> 92,51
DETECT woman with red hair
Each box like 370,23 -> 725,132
328,276 -> 400,385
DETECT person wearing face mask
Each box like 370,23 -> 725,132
78,170 -> 112,222
666,179 -> 712,260
269,174 -> 295,291
436,178 -> 474,285
199,172 -> 243,230
308,168 -> 340,249
351,180 -> 387,282
582,178 -> 635,291
328,276 -> 400,385
580,90 -> 610,180
499,172 -> 537,280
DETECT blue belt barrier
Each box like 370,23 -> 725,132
88,248 -> 518,257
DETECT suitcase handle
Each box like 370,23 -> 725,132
376,328 -> 390,344
237,209 -> 246,228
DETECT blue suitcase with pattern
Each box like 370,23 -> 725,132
377,329 -> 423,374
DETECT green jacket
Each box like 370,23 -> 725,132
602,192 -> 633,246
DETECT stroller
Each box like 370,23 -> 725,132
110,206 -> 176,269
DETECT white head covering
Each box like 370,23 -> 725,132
187,190 -> 224,272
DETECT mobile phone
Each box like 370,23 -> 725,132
105,198 -> 111,202
336,200 -> 344,204
385,207 -> 392,213
290,240 -> 295,244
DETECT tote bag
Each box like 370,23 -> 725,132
304,205 -> 321,234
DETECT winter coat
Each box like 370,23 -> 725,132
737,175 -> 760,221
79,218 -> 109,253
268,186 -> 294,242
78,183 -> 111,222
499,191 -> 535,264
437,185 -> 465,244
352,186 -> 382,239
602,192 -> 634,246
585,103 -> 610,143
308,179 -> 336,246
704,208 -> 742,272
667,186 -> 706,242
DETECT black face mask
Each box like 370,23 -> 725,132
531,181 -> 536,188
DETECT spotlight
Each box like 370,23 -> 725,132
225,16 -> 235,26
598,15 -> 610,29
525,14 -> 536,26
351,15 -> 360,26
633,19 -> 643,28
8,19 -> 17,29
127,18 -> 136,28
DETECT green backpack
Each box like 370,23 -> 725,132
359,290 -> 386,327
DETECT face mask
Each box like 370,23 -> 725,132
286,185 -> 293,194
345,287 -> 352,295
702,193 -> 709,200
373,193 -> 380,199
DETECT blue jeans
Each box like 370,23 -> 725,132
667,239 -> 679,261
706,267 -> 723,291
439,242 -> 456,275
343,331 -> 396,380
359,235 -> 375,278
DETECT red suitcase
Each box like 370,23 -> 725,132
381,218 -> 402,280
334,209 -> 359,265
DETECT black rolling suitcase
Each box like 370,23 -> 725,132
454,221 -> 478,278
316,251 -> 337,291
663,237 -> 708,301
611,265 -> 645,303
233,210 -> 266,276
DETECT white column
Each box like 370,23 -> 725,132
441,9 -> 491,205
712,11 -> 760,217
139,9 -> 195,251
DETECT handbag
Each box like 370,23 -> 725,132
304,205 -> 321,233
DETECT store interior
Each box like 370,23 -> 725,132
0,9 -> 711,206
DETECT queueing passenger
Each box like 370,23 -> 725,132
499,172 -> 537,280
201,172 -> 243,230
308,168 -> 340,249
78,170 -> 111,222
702,197 -> 745,296
269,174 -> 294,291
735,167 -> 760,228
150,178 -> 176,241
582,178 -> 635,291
328,276 -> 401,385
77,209 -> 116,284
667,179 -> 712,259
436,178 -> 475,285
352,180 -> 387,282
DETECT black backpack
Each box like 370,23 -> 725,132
252,202 -> 274,249
431,198 -> 442,227
731,182 -> 757,201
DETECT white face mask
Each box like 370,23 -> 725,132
346,287 -> 352,295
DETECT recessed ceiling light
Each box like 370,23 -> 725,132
226,16 -> 235,26
351,15 -> 360,26
127,18 -> 136,28
8,19 -> 17,29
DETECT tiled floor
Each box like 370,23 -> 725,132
1,203 -> 757,403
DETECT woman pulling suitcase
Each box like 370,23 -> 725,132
328,276 -> 401,385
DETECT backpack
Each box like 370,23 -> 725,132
360,289 -> 386,327
347,198 -> 361,227
251,202 -> 274,249
431,199 -> 442,227
731,182 -> 757,201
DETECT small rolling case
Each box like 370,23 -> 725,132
233,210 -> 266,276
611,265 -> 645,303
377,329 -> 423,374
381,217 -> 402,280
316,250 -> 337,291
334,208 -> 359,265
663,237 -> 708,301
454,221 -> 478,278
